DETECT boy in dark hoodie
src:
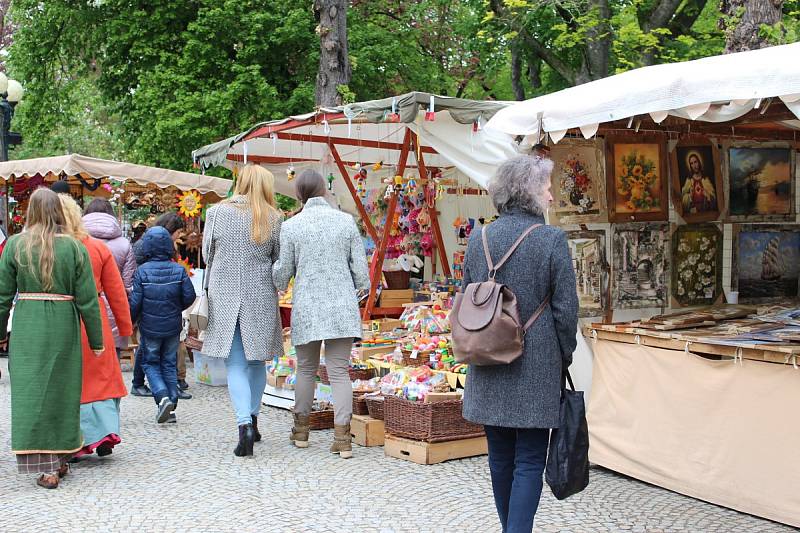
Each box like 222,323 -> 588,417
129,226 -> 196,423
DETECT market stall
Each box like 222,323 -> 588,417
192,92 -> 515,319
0,153 -> 232,268
486,43 -> 800,527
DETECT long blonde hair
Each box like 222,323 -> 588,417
15,188 -> 67,291
58,193 -> 90,241
229,164 -> 278,243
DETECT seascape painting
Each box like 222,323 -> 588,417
671,224 -> 723,307
567,230 -> 608,316
728,147 -> 793,219
551,140 -> 606,224
735,227 -> 800,301
612,224 -> 670,309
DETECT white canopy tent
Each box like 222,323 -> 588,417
486,42 -> 800,142
0,153 -> 232,198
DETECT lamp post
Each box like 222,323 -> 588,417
0,73 -> 24,162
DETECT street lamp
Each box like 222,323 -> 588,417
0,72 -> 24,162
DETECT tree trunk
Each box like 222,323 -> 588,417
511,44 -> 526,101
720,0 -> 784,53
585,0 -> 611,78
528,55 -> 542,90
314,0 -> 351,106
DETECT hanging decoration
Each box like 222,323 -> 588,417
372,161 -> 383,171
176,256 -> 194,276
327,172 -> 335,191
286,165 -> 296,181
177,190 -> 203,218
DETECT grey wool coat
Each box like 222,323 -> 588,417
202,196 -> 284,361
461,210 -> 578,429
273,196 -> 370,347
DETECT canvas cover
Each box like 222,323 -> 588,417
487,43 -> 800,142
588,339 -> 800,528
0,153 -> 232,198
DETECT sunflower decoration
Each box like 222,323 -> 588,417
177,190 -> 203,219
176,256 -> 194,276
184,230 -> 202,253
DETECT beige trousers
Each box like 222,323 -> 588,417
294,338 -> 353,426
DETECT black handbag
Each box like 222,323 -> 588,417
545,369 -> 590,500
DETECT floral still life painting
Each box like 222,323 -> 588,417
606,135 -> 669,222
733,225 -> 800,302
550,140 -> 606,224
671,224 -> 723,307
612,223 -> 670,309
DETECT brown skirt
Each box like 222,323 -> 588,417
16,453 -> 72,474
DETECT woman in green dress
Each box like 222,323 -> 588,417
0,188 -> 104,489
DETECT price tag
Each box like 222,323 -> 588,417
411,349 -> 419,360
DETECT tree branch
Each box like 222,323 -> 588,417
643,0 -> 684,32
511,43 -> 525,100
668,0 -> 709,36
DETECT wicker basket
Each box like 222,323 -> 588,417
352,394 -> 370,416
309,409 -> 335,430
400,349 -> 431,368
318,364 -> 376,385
384,396 -> 484,442
365,395 -> 385,420
383,269 -> 410,289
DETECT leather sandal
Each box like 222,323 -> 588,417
36,473 -> 59,489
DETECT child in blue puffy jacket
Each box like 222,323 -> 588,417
129,226 -> 196,423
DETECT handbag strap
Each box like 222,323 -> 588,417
523,293 -> 551,331
481,223 -> 543,280
201,208 -> 219,291
563,369 -> 576,391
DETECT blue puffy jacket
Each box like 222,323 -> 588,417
129,227 -> 196,338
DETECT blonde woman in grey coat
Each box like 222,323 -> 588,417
273,169 -> 369,459
203,164 -> 284,458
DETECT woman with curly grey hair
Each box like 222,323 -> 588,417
461,154 -> 578,532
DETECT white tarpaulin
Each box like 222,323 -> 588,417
0,153 -> 232,198
486,43 -> 800,138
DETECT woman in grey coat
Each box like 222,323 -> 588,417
273,170 -> 369,459
203,164 -> 284,457
461,155 -> 578,532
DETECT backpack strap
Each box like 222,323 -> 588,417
482,223 -> 543,280
523,293 -> 551,331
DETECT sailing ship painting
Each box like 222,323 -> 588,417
736,227 -> 800,301
729,147 -> 792,218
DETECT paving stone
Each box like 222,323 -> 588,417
0,358 -> 794,532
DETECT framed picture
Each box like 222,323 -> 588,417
605,134 -> 669,223
612,223 -> 670,309
670,224 -> 724,307
549,139 -> 607,224
669,137 -> 723,223
566,230 -> 609,316
732,225 -> 800,303
727,145 -> 794,221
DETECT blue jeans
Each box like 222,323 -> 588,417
225,323 -> 266,426
132,344 -> 146,387
140,334 -> 180,407
485,425 -> 550,533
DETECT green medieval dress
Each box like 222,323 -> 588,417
0,235 -> 103,472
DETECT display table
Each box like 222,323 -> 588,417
587,336 -> 800,527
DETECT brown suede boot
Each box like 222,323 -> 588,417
330,424 -> 353,459
290,412 -> 310,448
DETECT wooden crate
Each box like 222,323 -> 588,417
384,434 -> 487,465
355,344 -> 396,361
350,414 -> 385,447
380,289 -> 414,308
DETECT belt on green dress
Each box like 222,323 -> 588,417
17,292 -> 75,301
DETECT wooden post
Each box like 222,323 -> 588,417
410,131 -> 451,278
328,141 -> 379,244
364,128 -> 412,320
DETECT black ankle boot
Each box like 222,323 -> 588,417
251,415 -> 262,442
234,423 -> 255,457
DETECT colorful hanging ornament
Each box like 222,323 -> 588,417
372,161 -> 383,171
384,185 -> 395,199
406,176 -> 417,193
327,172 -> 335,191
286,165 -> 296,181
176,256 -> 194,276
177,190 -> 203,218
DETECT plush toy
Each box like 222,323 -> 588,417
397,254 -> 424,274
415,207 -> 430,233
421,234 -> 434,256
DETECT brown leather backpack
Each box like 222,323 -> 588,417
451,224 -> 551,366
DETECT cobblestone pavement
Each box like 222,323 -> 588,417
0,359 -> 793,533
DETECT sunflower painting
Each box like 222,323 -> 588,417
606,135 -> 669,222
